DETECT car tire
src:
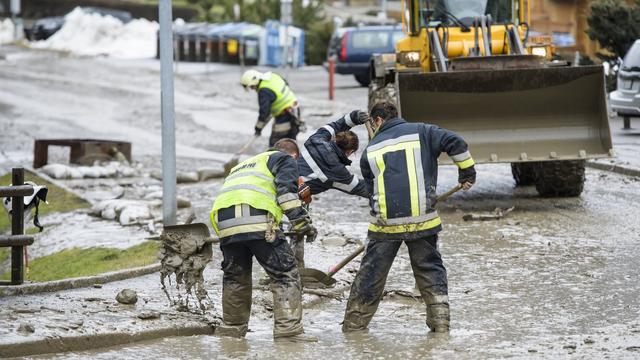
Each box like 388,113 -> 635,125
355,74 -> 371,87
511,162 -> 536,186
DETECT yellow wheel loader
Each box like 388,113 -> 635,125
368,0 -> 613,197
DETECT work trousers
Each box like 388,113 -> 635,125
220,237 -> 304,338
343,234 -> 450,331
269,112 -> 299,147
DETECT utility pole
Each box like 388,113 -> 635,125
280,0 -> 292,68
159,0 -> 177,226
10,0 -> 23,41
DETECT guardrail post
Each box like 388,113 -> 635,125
11,168 -> 25,285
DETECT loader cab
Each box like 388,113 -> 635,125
411,0 -> 521,32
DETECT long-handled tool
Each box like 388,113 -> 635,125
223,135 -> 260,175
299,184 -> 463,287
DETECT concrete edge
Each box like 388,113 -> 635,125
0,324 -> 213,358
0,264 -> 161,297
587,161 -> 640,178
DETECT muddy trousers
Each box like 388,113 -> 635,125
342,235 -> 450,332
220,238 -> 304,338
268,112 -> 299,147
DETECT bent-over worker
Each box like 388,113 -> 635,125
297,110 -> 371,199
210,139 -> 318,342
240,70 -> 304,147
342,101 -> 476,333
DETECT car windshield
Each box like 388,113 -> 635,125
622,41 -> 640,71
351,31 -> 395,49
419,0 -> 514,27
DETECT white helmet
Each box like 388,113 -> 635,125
240,69 -> 263,89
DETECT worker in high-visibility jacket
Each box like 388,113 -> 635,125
342,101 -> 476,334
241,69 -> 304,147
210,139 -> 318,342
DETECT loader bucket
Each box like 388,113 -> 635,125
397,65 -> 613,164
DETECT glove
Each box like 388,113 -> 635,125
458,166 -> 476,188
350,110 -> 370,126
298,182 -> 312,204
290,214 -> 316,240
254,126 -> 262,136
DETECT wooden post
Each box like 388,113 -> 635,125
328,57 -> 335,100
11,168 -> 25,285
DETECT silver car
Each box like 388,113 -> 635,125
611,39 -> 640,129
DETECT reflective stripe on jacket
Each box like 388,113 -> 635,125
297,112 -> 370,198
361,118 -> 474,239
258,72 -> 297,116
210,150 -> 303,240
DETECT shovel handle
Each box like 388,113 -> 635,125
328,244 -> 365,276
234,135 -> 260,157
435,184 -> 463,203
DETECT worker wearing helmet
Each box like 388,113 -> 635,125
240,69 -> 304,147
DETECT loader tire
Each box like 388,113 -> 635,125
368,81 -> 397,111
511,162 -> 536,186
533,160 -> 585,197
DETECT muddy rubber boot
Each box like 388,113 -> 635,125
426,303 -> 450,333
274,332 -> 319,343
271,276 -> 305,338
215,323 -> 248,338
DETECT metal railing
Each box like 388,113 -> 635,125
0,168 -> 34,285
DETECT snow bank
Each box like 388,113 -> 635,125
40,162 -> 138,179
0,18 -> 15,45
31,7 -> 159,59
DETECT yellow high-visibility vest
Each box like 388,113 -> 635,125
258,73 -> 297,116
210,151 -> 283,236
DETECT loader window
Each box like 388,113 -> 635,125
622,41 -> 640,72
421,0 -> 513,27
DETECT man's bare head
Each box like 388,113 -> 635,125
273,138 -> 300,159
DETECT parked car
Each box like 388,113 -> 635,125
29,7 -> 132,41
328,25 -> 403,87
610,39 -> 640,129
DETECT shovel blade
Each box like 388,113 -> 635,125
299,267 -> 337,287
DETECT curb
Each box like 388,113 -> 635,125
587,161 -> 640,178
0,264 -> 161,297
0,324 -> 213,358
0,282 -> 350,357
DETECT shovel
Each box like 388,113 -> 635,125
223,135 -> 260,175
299,184 -> 464,287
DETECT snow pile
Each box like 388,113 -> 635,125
0,18 -> 15,45
32,7 -> 158,59
90,199 -> 153,226
40,162 -> 137,179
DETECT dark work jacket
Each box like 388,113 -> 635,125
361,118 -> 472,240
297,113 -> 369,198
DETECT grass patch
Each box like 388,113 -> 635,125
0,170 -> 90,232
0,248 -> 8,263
0,241 -> 160,282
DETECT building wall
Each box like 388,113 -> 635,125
529,0 -> 599,57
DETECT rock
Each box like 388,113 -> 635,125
584,338 -> 595,344
176,171 -> 199,183
176,196 -> 191,208
116,289 -> 138,305
322,236 -> 347,247
198,168 -> 226,181
137,311 -> 161,320
84,297 -> 104,302
92,284 -> 103,289
17,322 -> 35,334
563,344 -> 577,350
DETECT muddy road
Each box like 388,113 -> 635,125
1,48 -> 639,358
